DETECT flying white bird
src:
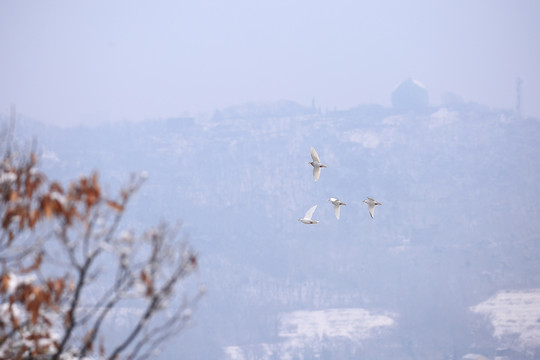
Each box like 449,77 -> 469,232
298,205 -> 319,224
328,198 -> 346,220
363,197 -> 382,219
309,147 -> 327,181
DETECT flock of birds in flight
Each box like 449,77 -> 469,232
298,147 -> 382,225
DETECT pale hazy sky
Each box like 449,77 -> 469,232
1,0 -> 539,126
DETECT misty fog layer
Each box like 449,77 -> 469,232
8,96 -> 540,359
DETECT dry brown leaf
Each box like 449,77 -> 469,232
1,274 -> 11,293
50,182 -> 64,194
84,329 -> 95,352
21,252 -> 43,274
29,209 -> 39,229
106,200 -> 124,212
9,191 -> 18,202
43,198 -> 53,218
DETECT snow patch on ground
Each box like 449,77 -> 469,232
223,307 -> 395,359
343,130 -> 395,149
224,346 -> 246,360
429,108 -> 460,128
470,289 -> 540,349
279,308 -> 394,342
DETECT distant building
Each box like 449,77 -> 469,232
391,78 -> 429,111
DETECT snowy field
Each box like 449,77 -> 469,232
471,289 -> 540,349
223,307 -> 395,359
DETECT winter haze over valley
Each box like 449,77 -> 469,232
1,1 -> 540,359
5,81 -> 540,359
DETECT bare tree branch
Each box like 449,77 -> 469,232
130,289 -> 204,360
1,136 -> 202,360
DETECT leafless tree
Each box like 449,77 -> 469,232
0,130 -> 203,360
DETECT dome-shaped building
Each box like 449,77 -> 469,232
391,78 -> 429,111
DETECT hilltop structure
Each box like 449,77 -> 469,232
391,78 -> 429,111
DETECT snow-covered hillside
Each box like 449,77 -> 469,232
7,100 -> 540,359
472,289 -> 540,349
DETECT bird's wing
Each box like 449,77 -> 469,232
313,167 -> 321,181
334,204 -> 341,219
368,204 -> 375,218
305,205 -> 317,219
310,147 -> 321,162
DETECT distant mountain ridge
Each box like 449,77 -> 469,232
5,100 -> 540,359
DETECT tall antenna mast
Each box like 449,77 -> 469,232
516,77 -> 522,118
10,104 -> 16,123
